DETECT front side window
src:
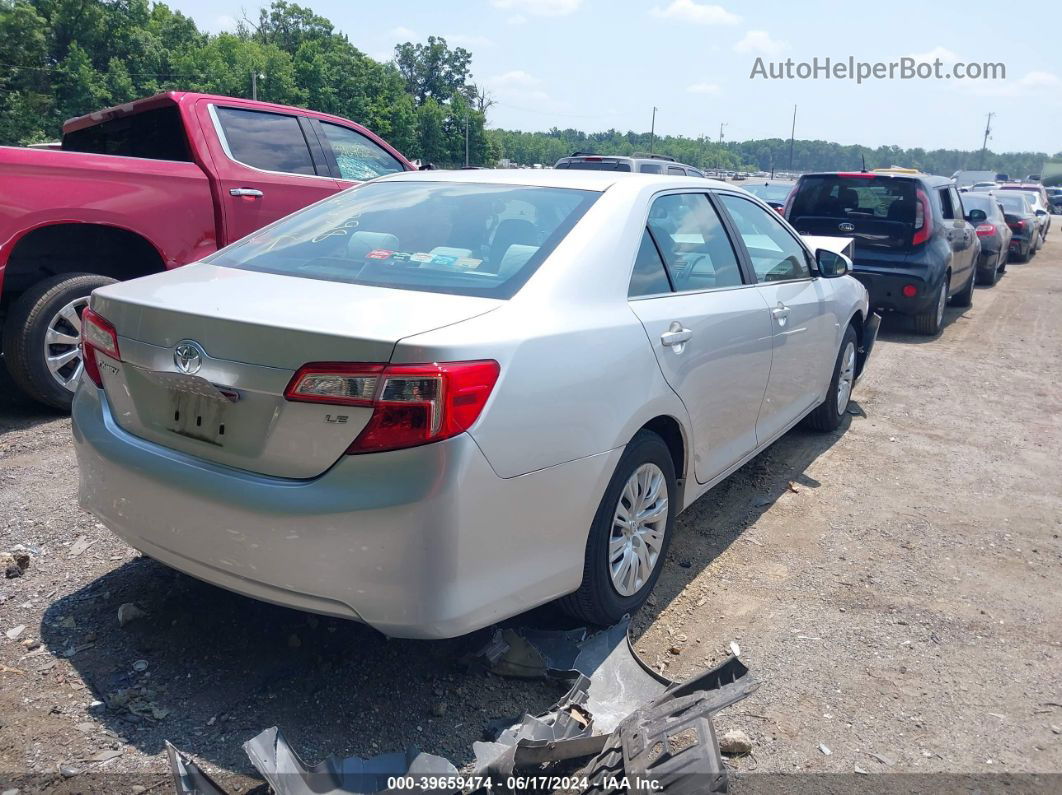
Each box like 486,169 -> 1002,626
647,193 -> 743,291
320,122 -> 405,181
718,193 -> 811,282
210,181 -> 598,299
215,107 -> 315,175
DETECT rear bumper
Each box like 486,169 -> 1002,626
850,267 -> 939,316
72,386 -> 619,639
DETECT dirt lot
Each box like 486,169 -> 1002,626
1,237 -> 1060,792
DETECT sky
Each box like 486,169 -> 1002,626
167,0 -> 1061,154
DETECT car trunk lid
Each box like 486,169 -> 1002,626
88,263 -> 500,478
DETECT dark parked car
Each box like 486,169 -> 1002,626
1046,187 -> 1062,214
743,180 -> 796,213
995,192 -> 1040,262
961,192 -> 1012,285
554,152 -> 704,176
786,171 -> 979,335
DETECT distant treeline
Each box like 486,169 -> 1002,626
486,128 -> 1060,178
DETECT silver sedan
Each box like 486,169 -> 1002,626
72,170 -> 878,639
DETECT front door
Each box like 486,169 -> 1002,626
196,100 -> 341,244
716,193 -> 839,443
626,193 -> 774,484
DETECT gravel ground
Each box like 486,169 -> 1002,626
1,237 -> 1060,792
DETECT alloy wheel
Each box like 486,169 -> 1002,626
609,463 -> 669,597
836,340 -> 856,415
44,296 -> 88,393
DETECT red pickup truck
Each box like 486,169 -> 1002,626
0,92 -> 414,409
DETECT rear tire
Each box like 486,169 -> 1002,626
1,273 -> 117,411
804,325 -> 858,432
951,265 -> 975,307
560,430 -> 677,626
913,278 -> 947,336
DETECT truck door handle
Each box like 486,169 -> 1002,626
230,188 -> 264,197
661,323 -> 693,348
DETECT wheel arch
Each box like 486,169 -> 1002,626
1,222 -> 166,312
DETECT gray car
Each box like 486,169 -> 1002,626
72,170 -> 877,638
555,152 -> 704,176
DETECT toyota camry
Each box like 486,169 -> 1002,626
73,169 -> 878,638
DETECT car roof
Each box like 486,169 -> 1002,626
802,170 -> 952,187
376,168 -> 730,193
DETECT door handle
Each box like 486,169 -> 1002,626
230,188 -> 264,197
660,323 -> 693,348
771,303 -> 791,326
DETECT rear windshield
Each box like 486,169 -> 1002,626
746,183 -> 794,203
791,176 -> 917,222
961,194 -> 994,212
210,181 -> 598,298
62,105 -> 191,161
997,194 -> 1029,212
556,159 -> 632,172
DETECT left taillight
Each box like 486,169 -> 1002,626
284,360 -> 500,454
81,308 -> 120,388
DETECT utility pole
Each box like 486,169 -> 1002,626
788,104 -> 797,172
464,115 -> 470,167
979,112 -> 994,170
649,107 -> 658,154
251,70 -> 257,101
718,122 -> 727,143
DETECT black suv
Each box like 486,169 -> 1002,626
786,171 -> 979,335
554,152 -> 705,177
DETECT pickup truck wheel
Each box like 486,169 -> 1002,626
2,273 -> 117,410
804,325 -> 857,433
951,265 -> 976,308
912,278 -> 947,336
560,430 -> 677,627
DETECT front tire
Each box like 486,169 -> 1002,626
560,430 -> 677,626
804,325 -> 858,432
2,273 -> 117,410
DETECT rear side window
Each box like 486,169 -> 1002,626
639,163 -> 664,174
719,194 -> 811,282
938,187 -> 956,219
647,193 -> 743,291
320,122 -> 404,181
667,166 -> 685,176
628,229 -> 672,297
211,181 -> 598,299
62,105 -> 191,161
215,107 -> 316,175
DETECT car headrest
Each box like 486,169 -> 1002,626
348,231 -> 399,260
496,244 -> 538,280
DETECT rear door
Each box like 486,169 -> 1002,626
717,192 -> 838,442
626,192 -> 774,484
940,185 -> 975,288
196,99 -> 341,244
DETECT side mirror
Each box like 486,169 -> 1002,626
1035,209 -> 1047,216
967,208 -> 987,224
816,248 -> 852,278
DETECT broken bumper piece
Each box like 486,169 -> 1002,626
167,619 -> 755,794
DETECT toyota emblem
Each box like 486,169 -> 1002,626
173,340 -> 205,375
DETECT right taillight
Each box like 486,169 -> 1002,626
975,223 -> 997,237
912,188 -> 932,246
284,360 -> 500,454
81,308 -> 120,388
